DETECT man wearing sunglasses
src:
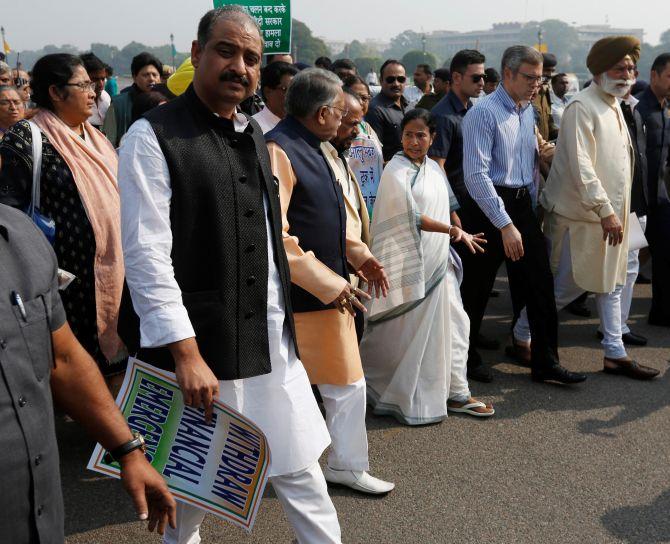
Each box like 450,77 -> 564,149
366,59 -> 409,162
429,49 -> 486,209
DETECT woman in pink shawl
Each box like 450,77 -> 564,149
0,54 -> 127,386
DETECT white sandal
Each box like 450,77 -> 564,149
447,400 -> 495,418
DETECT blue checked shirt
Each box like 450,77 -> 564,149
462,84 -> 538,229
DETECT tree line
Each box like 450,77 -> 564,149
5,19 -> 329,75
7,19 -> 669,84
342,22 -> 670,83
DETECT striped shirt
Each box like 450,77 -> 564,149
462,84 -> 538,228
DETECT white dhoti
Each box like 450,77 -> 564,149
318,378 -> 370,471
163,328 -> 340,544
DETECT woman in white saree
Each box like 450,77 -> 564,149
360,109 -> 494,425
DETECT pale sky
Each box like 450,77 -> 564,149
1,0 -> 667,52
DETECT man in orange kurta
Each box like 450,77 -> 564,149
266,68 -> 394,495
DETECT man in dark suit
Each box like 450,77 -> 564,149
636,53 -> 670,327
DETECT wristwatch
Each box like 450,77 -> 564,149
104,431 -> 147,463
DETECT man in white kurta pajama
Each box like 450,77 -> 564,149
514,36 -> 659,380
118,8 -> 342,543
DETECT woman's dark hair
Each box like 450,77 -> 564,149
400,108 -> 436,134
130,52 -> 163,78
342,74 -> 369,92
131,90 -> 168,123
105,64 -> 114,76
31,53 -> 84,111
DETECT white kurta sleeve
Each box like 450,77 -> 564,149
118,119 -> 196,347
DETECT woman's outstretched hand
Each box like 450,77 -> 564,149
450,226 -> 487,254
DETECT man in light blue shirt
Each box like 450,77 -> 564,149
457,45 -> 587,385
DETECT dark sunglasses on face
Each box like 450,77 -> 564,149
385,75 -> 407,84
471,74 -> 487,83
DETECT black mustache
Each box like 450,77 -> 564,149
219,72 -> 250,87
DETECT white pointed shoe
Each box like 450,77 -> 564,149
323,467 -> 395,495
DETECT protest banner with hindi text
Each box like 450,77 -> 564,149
213,0 -> 291,54
87,358 -> 271,532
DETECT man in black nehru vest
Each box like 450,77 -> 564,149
118,7 -> 342,544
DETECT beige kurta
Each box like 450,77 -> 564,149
321,141 -> 373,286
267,141 -> 366,385
539,83 -> 633,293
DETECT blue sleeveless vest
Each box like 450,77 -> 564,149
266,116 -> 349,312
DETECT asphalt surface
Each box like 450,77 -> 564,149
62,276 -> 670,544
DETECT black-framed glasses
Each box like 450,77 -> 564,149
518,72 -> 543,85
14,77 -> 28,87
384,75 -> 407,84
62,81 -> 96,92
356,93 -> 372,102
471,74 -> 487,83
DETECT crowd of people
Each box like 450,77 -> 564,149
0,5 -> 669,543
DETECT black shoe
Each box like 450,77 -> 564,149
475,333 -> 501,350
566,299 -> 591,317
467,363 -> 493,383
597,330 -> 648,346
635,273 -> 651,284
648,315 -> 670,327
532,365 -> 587,384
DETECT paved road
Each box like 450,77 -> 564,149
63,279 -> 670,544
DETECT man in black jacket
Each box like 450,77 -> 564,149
604,88 -> 649,345
636,53 -> 670,327
118,7 -> 342,543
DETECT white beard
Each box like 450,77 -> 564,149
599,73 -> 634,98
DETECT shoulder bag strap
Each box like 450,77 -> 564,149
26,120 -> 43,218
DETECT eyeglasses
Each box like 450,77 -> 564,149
325,104 -> 349,117
384,75 -> 407,84
14,77 -> 28,87
471,74 -> 487,83
0,99 -> 23,108
517,72 -> 543,85
62,81 -> 96,93
356,93 -> 372,102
